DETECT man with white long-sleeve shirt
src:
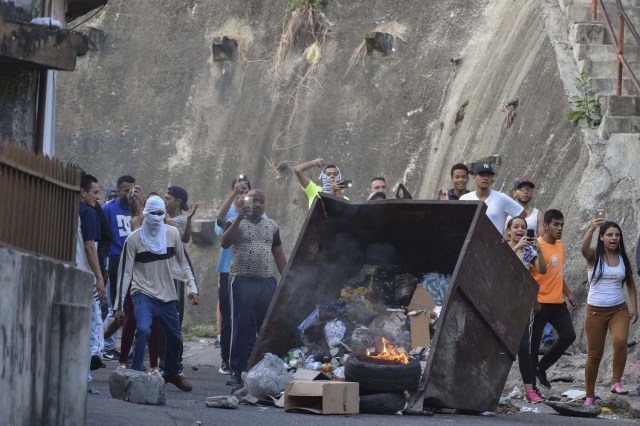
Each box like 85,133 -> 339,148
115,196 -> 198,392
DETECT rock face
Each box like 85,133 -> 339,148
205,395 -> 239,409
109,370 -> 166,405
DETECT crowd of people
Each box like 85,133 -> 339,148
75,157 -> 638,404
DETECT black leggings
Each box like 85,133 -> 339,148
530,302 -> 577,373
518,315 -> 534,385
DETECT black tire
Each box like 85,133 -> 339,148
345,356 -> 421,392
359,392 -> 407,414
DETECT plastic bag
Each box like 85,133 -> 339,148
420,272 -> 450,305
242,353 -> 292,399
324,320 -> 347,347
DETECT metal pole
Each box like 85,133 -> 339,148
592,0 -> 598,21
618,16 -> 625,96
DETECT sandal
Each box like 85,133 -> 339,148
611,382 -> 629,395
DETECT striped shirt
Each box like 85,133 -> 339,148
114,225 -> 196,310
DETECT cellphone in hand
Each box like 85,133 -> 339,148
244,196 -> 254,209
341,180 -> 353,188
595,209 -> 606,220
526,229 -> 535,239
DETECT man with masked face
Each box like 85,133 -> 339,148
114,196 -> 198,392
294,158 -> 350,209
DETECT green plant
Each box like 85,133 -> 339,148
566,73 -> 602,128
287,0 -> 325,12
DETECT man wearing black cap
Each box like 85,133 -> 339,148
459,163 -> 526,234
165,186 -> 200,328
509,178 -> 545,237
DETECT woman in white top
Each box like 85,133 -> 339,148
506,217 -> 547,403
580,218 -> 638,404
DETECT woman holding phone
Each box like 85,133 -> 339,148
506,217 -> 547,403
580,217 -> 637,404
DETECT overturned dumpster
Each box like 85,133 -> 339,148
248,194 -> 538,413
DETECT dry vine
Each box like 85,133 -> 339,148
271,4 -> 330,151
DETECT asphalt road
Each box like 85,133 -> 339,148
86,345 -> 639,426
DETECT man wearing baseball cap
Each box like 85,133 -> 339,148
460,163 -> 526,234
164,185 -> 200,328
508,178 -> 545,237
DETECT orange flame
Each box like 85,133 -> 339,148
366,337 -> 409,365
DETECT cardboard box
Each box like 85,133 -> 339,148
292,369 -> 331,381
284,381 -> 359,414
408,286 -> 436,349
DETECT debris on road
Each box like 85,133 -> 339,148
109,369 -> 165,405
544,401 -> 601,418
205,395 -> 239,409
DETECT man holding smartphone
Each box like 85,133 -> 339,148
294,158 -> 350,208
221,189 -> 287,386
214,175 -> 251,374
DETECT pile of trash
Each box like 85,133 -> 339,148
209,265 -> 451,411
284,264 -> 450,380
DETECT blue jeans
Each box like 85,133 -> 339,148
131,292 -> 183,376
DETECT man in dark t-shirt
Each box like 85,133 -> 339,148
221,189 -> 287,386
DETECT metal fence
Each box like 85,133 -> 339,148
0,141 -> 80,263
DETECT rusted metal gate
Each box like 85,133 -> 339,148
248,194 -> 538,413
0,142 -> 80,263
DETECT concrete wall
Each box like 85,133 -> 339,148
0,247 -> 93,426
0,0 -> 45,151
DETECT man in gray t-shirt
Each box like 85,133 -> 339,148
221,189 -> 287,386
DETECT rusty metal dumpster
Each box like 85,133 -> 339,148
248,194 -> 538,412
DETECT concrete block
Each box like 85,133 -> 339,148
578,58 -> 640,79
598,115 -> 640,139
571,23 -> 604,44
588,77 -> 638,96
109,370 -> 166,405
599,95 -> 640,116
205,395 -> 239,409
190,218 -> 216,245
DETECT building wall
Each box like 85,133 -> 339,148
0,247 -> 93,426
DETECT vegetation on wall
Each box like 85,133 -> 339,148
566,74 -> 601,129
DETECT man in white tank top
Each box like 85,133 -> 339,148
509,178 -> 545,237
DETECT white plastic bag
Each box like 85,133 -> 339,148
242,353 -> 292,399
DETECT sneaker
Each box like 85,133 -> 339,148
536,369 -> 551,389
164,374 -> 193,392
87,385 -> 100,395
226,376 -> 242,386
90,355 -> 103,371
218,361 -> 231,375
102,349 -> 120,361
148,368 -> 162,379
213,335 -> 221,348
525,389 -> 543,403
584,397 -> 594,406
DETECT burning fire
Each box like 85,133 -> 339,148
366,337 -> 409,365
